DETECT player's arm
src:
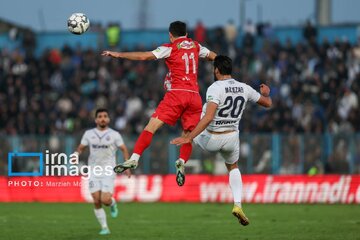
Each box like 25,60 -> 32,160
206,51 -> 217,61
199,44 -> 217,61
74,131 -> 89,155
171,102 -> 218,146
257,84 -> 272,108
72,144 -> 87,159
118,144 -> 130,161
118,144 -> 131,178
115,134 -> 132,177
101,51 -> 156,60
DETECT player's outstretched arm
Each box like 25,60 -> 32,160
101,51 -> 157,61
206,51 -> 217,61
257,84 -> 272,108
171,102 -> 218,146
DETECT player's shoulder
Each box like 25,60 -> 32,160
108,128 -> 121,136
208,81 -> 221,90
83,128 -> 95,135
161,43 -> 172,47
207,81 -> 225,96
107,127 -> 118,133
239,82 -> 257,92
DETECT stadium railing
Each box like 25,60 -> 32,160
1,133 -> 359,175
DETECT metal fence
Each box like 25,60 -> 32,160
1,133 -> 359,175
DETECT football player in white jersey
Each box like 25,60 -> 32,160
74,108 -> 130,235
171,55 -> 272,226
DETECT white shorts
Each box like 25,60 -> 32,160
89,176 -> 115,194
193,130 -> 239,164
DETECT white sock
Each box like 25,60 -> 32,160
110,197 -> 116,207
130,153 -> 140,161
229,168 -> 242,207
94,208 -> 108,229
178,159 -> 185,165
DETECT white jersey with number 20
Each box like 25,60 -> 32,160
204,79 -> 261,132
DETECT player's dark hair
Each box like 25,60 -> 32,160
214,55 -> 232,75
169,21 -> 187,37
95,108 -> 109,118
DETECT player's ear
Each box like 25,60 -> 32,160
169,32 -> 174,42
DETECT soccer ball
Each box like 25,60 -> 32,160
67,13 -> 90,35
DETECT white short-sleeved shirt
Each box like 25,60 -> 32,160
80,128 -> 124,169
204,79 -> 261,132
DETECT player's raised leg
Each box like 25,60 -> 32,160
225,162 -> 249,226
92,191 -> 111,235
114,117 -> 164,173
175,96 -> 202,186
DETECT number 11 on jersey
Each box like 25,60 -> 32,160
182,53 -> 196,75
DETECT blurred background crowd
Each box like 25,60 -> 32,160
0,19 -> 359,175
1,20 -> 359,136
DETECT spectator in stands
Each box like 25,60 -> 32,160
194,20 -> 206,44
224,19 -> 237,46
303,19 -> 317,43
106,22 -> 121,48
0,27 -> 359,140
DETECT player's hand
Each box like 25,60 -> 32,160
170,137 -> 191,146
101,51 -> 119,58
124,169 -> 131,178
260,84 -> 270,97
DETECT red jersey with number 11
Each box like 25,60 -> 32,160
152,37 -> 210,92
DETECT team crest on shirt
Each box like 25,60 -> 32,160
177,41 -> 195,50
106,136 -> 111,141
207,95 -> 214,101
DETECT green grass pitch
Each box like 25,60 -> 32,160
0,203 -> 359,240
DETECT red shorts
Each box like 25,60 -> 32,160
152,91 -> 202,131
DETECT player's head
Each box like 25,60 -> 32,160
169,21 -> 187,42
95,108 -> 110,129
213,55 -> 232,81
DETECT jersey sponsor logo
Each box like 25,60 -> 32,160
215,120 -> 237,125
177,41 -> 195,50
92,144 -> 109,149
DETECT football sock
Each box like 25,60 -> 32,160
229,168 -> 242,206
94,208 -> 108,229
179,143 -> 192,163
133,130 -> 153,156
129,153 -> 140,162
110,197 -> 116,207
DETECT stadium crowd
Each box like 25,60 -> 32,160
0,23 -> 359,175
1,25 -> 359,136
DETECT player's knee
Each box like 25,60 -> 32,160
226,162 -> 238,172
101,196 -> 112,206
93,199 -> 102,208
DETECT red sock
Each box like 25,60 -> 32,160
179,143 -> 192,163
133,130 -> 153,155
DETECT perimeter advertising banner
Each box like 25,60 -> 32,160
1,175 -> 359,204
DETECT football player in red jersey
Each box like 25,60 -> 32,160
102,21 -> 216,186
